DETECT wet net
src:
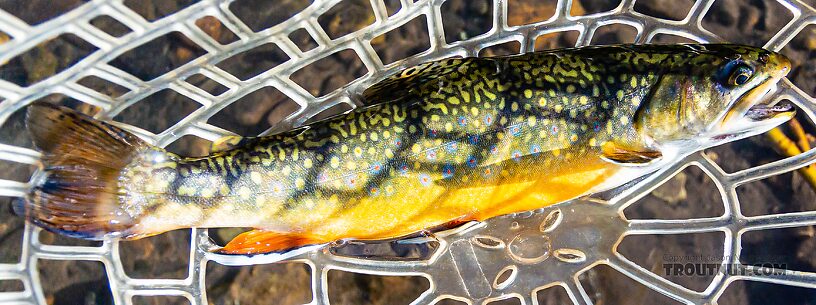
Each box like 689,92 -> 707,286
1,0 -> 816,304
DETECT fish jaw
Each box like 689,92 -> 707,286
701,82 -> 795,149
705,103 -> 794,147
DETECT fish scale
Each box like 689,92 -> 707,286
22,44 -> 793,254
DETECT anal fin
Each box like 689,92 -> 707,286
217,230 -> 326,255
216,218 -> 475,255
395,217 -> 472,244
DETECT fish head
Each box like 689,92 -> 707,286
635,44 -> 793,150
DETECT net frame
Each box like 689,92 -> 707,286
0,0 -> 815,304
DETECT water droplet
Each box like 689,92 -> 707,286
507,233 -> 551,264
510,222 -> 520,230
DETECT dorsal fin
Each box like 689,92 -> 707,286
362,57 -> 474,103
210,135 -> 245,153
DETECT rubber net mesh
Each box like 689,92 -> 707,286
1,0 -> 816,304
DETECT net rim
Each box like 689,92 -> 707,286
1,0 -> 816,304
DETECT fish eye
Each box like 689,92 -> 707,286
718,61 -> 754,87
730,65 -> 753,86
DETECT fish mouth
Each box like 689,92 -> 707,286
708,83 -> 795,143
730,81 -> 796,124
744,100 -> 794,121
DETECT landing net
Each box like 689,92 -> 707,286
0,0 -> 815,304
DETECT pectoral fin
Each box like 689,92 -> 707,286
216,230 -> 327,255
600,141 -> 662,165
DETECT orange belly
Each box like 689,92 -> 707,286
285,155 -> 621,241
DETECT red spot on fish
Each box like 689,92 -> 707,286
510,126 -> 520,136
419,174 -> 432,186
467,156 -> 478,167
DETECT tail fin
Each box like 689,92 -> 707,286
23,102 -> 149,240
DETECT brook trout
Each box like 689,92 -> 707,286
22,44 -> 793,255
